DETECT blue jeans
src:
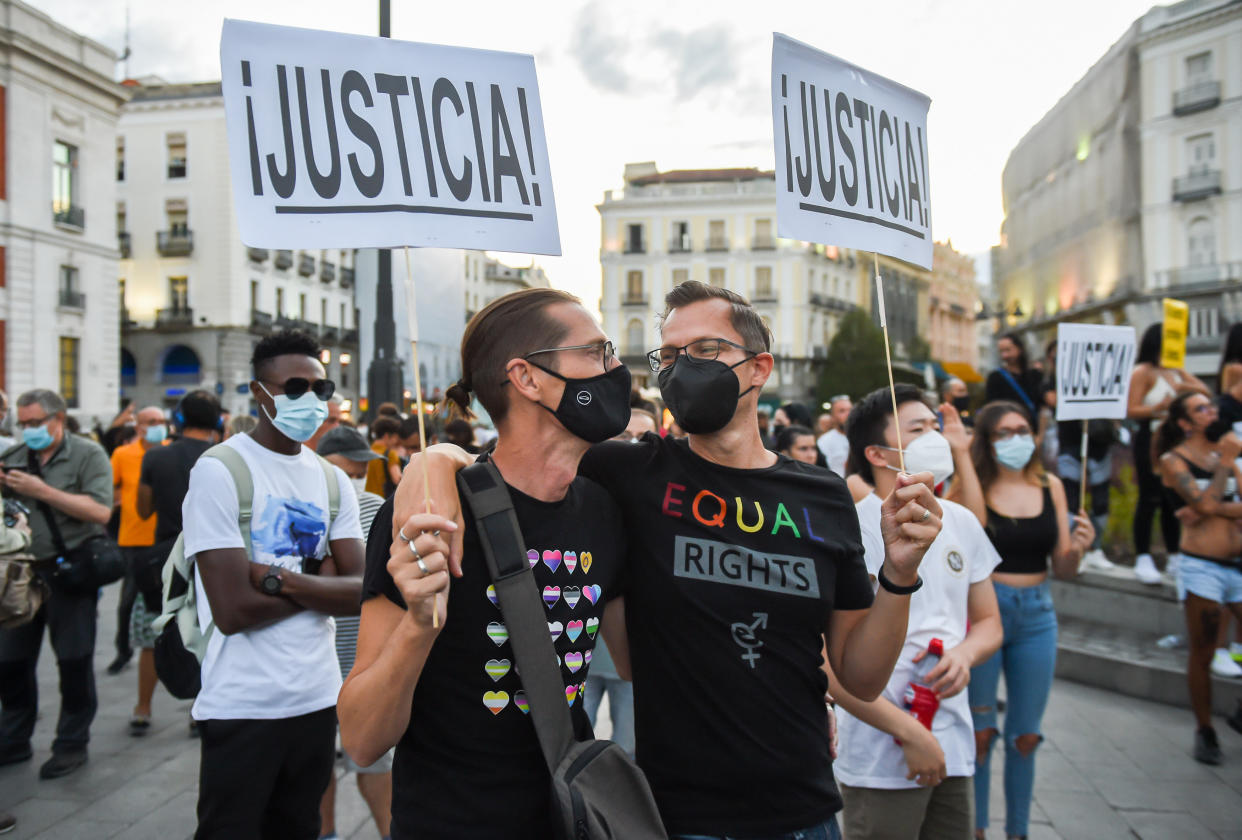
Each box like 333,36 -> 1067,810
969,580 -> 1058,838
582,673 -> 635,755
672,815 -> 840,840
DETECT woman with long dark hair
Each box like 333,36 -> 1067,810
1155,392 -> 1242,764
967,401 -> 1094,840
984,333 -> 1044,425
1126,322 -> 1210,583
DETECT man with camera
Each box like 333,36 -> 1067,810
0,389 -> 113,779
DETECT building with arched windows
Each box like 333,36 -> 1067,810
992,0 -> 1242,381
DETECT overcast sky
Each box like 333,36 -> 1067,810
32,0 -> 1156,307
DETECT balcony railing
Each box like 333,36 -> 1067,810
58,289 -> 85,309
1152,261 -> 1242,290
1173,80 -> 1221,116
156,307 -> 193,328
118,232 -> 131,258
342,328 -> 359,345
321,325 -> 340,344
275,314 -> 299,331
248,247 -> 269,263
622,295 -> 648,306
298,253 -> 316,276
668,238 -> 692,253
622,242 -> 646,254
156,229 -> 194,257
274,249 -> 293,270
1173,169 -> 1222,202
752,235 -> 776,250
250,309 -> 273,334
752,290 -> 777,303
705,236 -> 729,252
340,266 -> 354,287
53,205 -> 85,230
168,161 -> 187,179
320,261 -> 336,283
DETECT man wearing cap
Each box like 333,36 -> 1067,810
314,426 -> 391,840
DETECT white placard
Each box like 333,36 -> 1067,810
771,33 -> 932,269
1055,323 -> 1137,421
220,19 -> 560,255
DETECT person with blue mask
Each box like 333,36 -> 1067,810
181,329 -> 366,839
0,389 -> 113,780
966,401 -> 1095,840
106,405 -> 166,678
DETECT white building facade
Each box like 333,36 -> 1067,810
994,0 -> 1242,379
0,0 -> 127,424
597,162 -> 861,400
118,81 -> 359,416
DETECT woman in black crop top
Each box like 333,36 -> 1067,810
966,402 -> 1094,840
1155,392 -> 1242,766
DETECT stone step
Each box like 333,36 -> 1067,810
1050,567 -> 1183,637
1055,615 -> 1242,717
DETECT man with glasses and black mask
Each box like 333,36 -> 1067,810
181,330 -> 365,839
0,389 -> 112,779
397,281 -> 944,839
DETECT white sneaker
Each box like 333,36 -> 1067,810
1079,549 -> 1116,572
1133,554 -> 1163,585
1230,642 -> 1242,664
1211,649 -> 1242,678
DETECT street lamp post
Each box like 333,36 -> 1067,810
364,0 -> 403,420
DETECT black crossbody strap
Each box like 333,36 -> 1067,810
457,460 -> 575,772
26,448 -> 69,558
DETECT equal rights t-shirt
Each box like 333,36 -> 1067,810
182,433 -> 363,721
579,434 -> 874,837
362,467 -> 625,840
835,495 -> 1000,789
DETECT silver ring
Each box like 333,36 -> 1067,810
920,508 -> 931,523
416,557 -> 431,576
398,525 -> 414,544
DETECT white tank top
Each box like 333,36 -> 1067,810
1146,372 -> 1179,432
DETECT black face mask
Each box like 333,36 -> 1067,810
658,357 -> 754,435
528,362 -> 632,443
952,396 -> 971,415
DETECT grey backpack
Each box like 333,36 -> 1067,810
458,460 -> 667,840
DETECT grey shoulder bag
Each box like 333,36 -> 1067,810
457,461 -> 667,840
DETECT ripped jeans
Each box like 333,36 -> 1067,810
968,580 -> 1057,838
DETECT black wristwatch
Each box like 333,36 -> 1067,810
260,565 -> 283,596
877,563 -> 923,595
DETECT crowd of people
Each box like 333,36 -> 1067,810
0,284 -> 1240,839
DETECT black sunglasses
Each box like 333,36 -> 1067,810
263,377 -> 335,401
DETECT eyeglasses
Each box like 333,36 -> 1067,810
993,427 -> 1032,441
523,340 -> 616,374
1191,403 -> 1216,414
647,338 -> 758,373
16,414 -> 53,430
262,377 -> 336,401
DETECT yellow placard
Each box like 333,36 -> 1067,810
1161,298 -> 1189,369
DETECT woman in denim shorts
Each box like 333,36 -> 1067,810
1156,392 -> 1242,765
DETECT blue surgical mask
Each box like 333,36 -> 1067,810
259,383 -> 329,443
994,434 -> 1036,471
145,425 -> 168,444
22,425 -> 54,451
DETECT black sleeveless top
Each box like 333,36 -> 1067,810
1163,451 -> 1239,512
987,485 -> 1058,575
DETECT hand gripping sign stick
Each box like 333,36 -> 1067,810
874,254 -> 906,473
403,247 -> 440,628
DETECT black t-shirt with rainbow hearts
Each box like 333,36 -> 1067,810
361,469 -> 625,840
579,433 -> 874,837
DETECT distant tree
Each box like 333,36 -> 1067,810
906,334 -> 931,363
817,308 -> 891,403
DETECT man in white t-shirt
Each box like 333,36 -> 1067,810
182,330 -> 365,840
818,394 -> 852,477
828,384 -> 1002,839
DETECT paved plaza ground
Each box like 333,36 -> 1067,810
2,586 -> 1242,839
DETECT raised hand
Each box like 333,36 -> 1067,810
389,511 -> 457,630
879,471 -> 943,584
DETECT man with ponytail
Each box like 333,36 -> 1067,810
339,289 -> 633,839
392,281 -> 947,839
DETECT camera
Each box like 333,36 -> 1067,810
4,498 -> 29,528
